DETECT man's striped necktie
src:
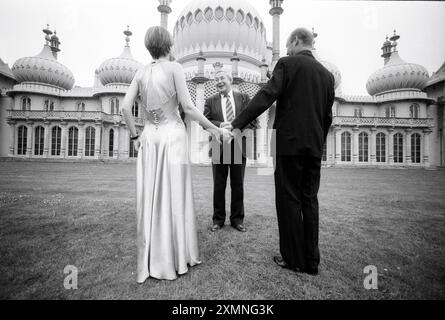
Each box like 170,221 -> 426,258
224,94 -> 235,122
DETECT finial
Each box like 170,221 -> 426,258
43,24 -> 53,45
390,29 -> 400,52
312,27 -> 318,39
124,25 -> 132,47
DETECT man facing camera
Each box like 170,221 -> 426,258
204,70 -> 257,233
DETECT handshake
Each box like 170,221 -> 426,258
209,122 -> 235,144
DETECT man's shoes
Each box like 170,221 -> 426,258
233,224 -> 247,233
305,266 -> 319,276
211,224 -> 222,232
273,256 -> 304,273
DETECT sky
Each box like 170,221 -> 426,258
0,0 -> 444,95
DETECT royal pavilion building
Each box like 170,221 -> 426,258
0,0 -> 444,168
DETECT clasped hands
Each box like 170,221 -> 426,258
210,122 -> 235,144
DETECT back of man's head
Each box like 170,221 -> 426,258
288,27 -> 314,48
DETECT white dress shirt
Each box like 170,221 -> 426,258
220,90 -> 236,123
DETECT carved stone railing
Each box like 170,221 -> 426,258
332,116 -> 434,128
7,110 -> 145,126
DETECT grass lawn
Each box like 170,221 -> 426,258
0,161 -> 444,300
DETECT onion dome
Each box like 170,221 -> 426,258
11,26 -> 75,90
366,31 -> 429,96
97,26 -> 143,86
427,61 -> 445,87
0,58 -> 16,81
173,0 -> 268,63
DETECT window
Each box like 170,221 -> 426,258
411,133 -> 421,164
34,126 -> 44,156
21,97 -> 31,111
341,132 -> 351,162
236,10 -> 244,23
180,16 -> 185,28
44,99 -> 54,111
354,108 -> 363,118
204,7 -> 213,20
129,138 -> 138,158
186,12 -> 193,25
226,8 -> 234,21
393,133 -> 403,163
215,7 -> 224,20
132,102 -> 139,118
68,127 -> 78,157
195,9 -> 203,22
51,126 -> 61,156
110,98 -> 119,114
17,125 -> 27,155
85,127 -> 95,157
322,143 -> 327,162
385,105 -> 396,118
410,103 -> 420,119
109,129 -> 114,157
254,17 -> 259,30
376,132 -> 386,163
246,13 -> 253,26
359,132 -> 369,162
77,102 -> 85,112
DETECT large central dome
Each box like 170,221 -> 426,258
173,0 -> 268,64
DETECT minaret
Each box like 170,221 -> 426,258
158,0 -> 172,29
50,30 -> 61,59
269,0 -> 284,68
381,35 -> 392,65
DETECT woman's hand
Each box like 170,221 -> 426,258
219,127 -> 234,144
134,137 -> 142,152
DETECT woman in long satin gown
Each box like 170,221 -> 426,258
121,26 -> 232,283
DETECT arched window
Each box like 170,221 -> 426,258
44,99 -> 54,111
411,133 -> 421,164
186,12 -> 193,25
21,97 -> 31,111
246,13 -> 253,26
34,126 -> 45,156
51,126 -> 62,156
376,132 -> 386,163
180,16 -> 185,28
132,102 -> 139,118
322,143 -> 327,162
385,105 -> 396,118
109,129 -> 114,157
393,133 -> 404,163
410,103 -> 420,119
254,17 -> 259,30
226,7 -> 234,21
77,102 -> 85,112
215,7 -> 224,20
68,127 -> 78,157
195,9 -> 203,22
17,125 -> 27,155
85,127 -> 95,157
341,132 -> 351,162
110,98 -> 119,114
204,7 -> 213,20
236,10 -> 244,23
129,138 -> 138,158
359,132 -> 369,162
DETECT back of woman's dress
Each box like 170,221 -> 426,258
135,60 -> 201,282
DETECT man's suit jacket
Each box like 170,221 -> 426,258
204,91 -> 258,160
231,50 -> 335,159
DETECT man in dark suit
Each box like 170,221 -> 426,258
230,28 -> 335,275
204,70 -> 257,233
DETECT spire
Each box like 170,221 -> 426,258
124,25 -> 132,47
158,0 -> 172,29
269,0 -> 284,68
312,27 -> 318,50
390,30 -> 400,52
42,24 -> 52,46
381,35 -> 392,64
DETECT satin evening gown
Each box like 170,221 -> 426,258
135,60 -> 201,283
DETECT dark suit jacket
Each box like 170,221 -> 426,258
204,91 -> 258,160
231,50 -> 335,159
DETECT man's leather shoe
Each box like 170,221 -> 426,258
233,224 -> 247,232
211,224 -> 222,232
305,266 -> 319,276
273,256 -> 304,273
